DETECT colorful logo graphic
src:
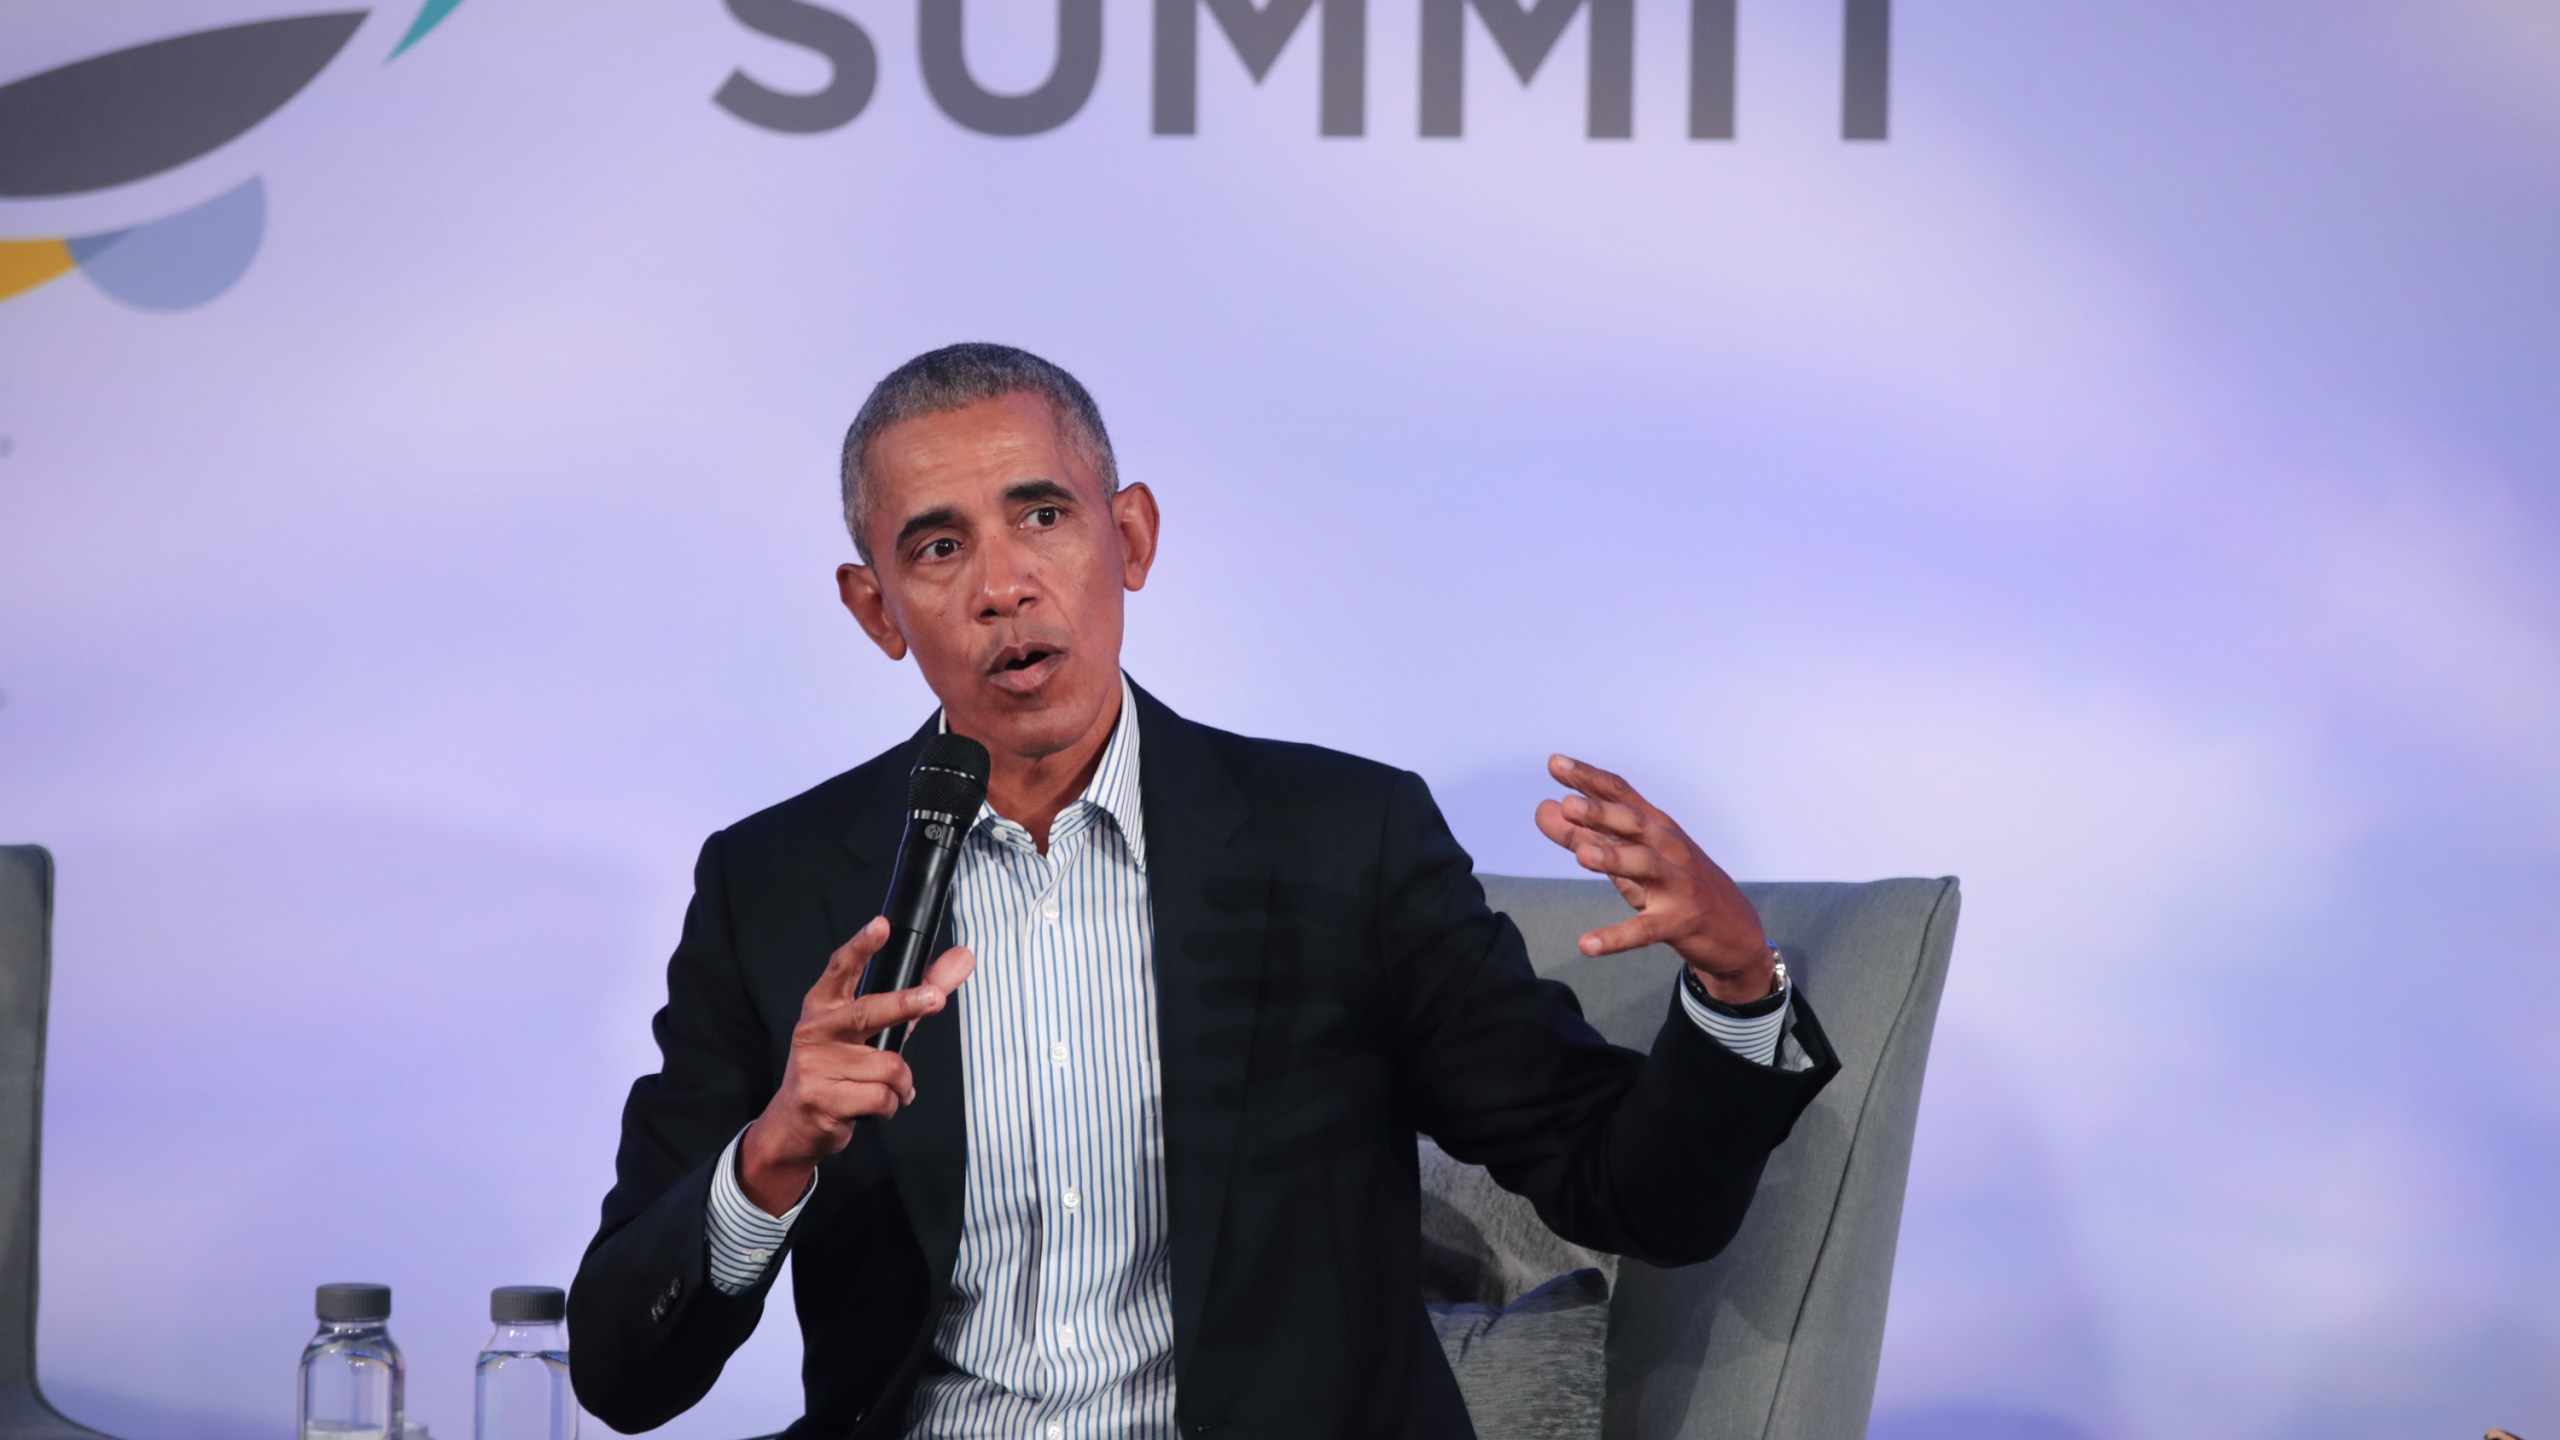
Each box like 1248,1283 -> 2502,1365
0,3 -> 469,312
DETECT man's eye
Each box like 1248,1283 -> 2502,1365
919,538 -> 960,560
1026,506 -> 1061,528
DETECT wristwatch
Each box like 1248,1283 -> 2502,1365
1684,943 -> 1789,1019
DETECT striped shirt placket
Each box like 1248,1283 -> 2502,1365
909,677 -> 1177,1440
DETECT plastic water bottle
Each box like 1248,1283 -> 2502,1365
475,1286 -> 575,1440
300,1283 -> 404,1440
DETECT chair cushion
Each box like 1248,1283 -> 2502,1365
1419,1137 -> 1618,1307
1421,1137 -> 1618,1440
1428,1269 -> 1612,1440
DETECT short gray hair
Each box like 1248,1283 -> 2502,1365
838,342 -> 1118,562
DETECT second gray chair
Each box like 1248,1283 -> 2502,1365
1,845 -> 115,1440
1479,873 -> 1960,1440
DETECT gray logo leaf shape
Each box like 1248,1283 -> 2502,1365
0,11 -> 367,199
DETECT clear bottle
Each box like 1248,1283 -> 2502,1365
300,1283 -> 405,1440
475,1286 -> 575,1440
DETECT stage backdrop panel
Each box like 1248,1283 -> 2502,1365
3,1 -> 2556,1438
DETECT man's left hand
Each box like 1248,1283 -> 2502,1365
1533,754 -> 1777,1006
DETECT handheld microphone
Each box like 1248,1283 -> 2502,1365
858,732 -> 991,1054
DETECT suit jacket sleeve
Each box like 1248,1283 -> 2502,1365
1379,769 -> 1840,1267
569,829 -> 787,1431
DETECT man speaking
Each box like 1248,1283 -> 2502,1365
569,344 -> 1840,1439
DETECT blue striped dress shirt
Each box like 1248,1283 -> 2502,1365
705,677 -> 1789,1437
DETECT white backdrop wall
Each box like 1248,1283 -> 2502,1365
3,2 -> 2556,1438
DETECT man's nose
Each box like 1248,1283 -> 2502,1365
974,535 -> 1040,617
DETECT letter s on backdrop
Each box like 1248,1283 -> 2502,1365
716,0 -> 878,133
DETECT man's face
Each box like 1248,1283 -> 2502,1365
837,391 -> 1158,764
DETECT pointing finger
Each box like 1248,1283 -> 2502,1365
804,975 -> 948,1045
810,917 -> 891,1010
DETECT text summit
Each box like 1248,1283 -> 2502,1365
716,0 -> 1894,140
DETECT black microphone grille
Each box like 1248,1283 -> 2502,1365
909,733 -> 991,818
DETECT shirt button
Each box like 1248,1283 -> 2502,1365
1059,1323 -> 1076,1349
1050,1041 -> 1069,1067
1046,1425 -> 1063,1440
745,1247 -> 772,1264
1042,899 -> 1059,924
1062,1186 -> 1081,1212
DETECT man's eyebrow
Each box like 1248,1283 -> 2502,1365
892,504 -> 963,554
1004,478 -> 1078,507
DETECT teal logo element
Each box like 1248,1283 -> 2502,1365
392,0 -> 472,58
0,2 -> 472,310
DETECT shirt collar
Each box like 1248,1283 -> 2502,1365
935,673 -> 1148,873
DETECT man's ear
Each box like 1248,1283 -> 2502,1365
838,563 -> 908,661
1112,482 -> 1161,593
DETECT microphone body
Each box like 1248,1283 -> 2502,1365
859,734 -> 990,1054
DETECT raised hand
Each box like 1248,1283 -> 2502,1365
1532,754 -> 1776,1005
737,916 -> 977,1215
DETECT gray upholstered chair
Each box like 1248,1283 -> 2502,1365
1,844 -> 113,1440
1477,874 -> 1960,1440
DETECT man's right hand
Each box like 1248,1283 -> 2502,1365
737,916 -> 977,1216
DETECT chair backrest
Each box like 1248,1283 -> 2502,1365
0,843 -> 113,1438
1479,874 -> 1960,1440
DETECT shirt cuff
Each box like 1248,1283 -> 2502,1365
706,1127 -> 814,1295
1677,971 -> 1791,1067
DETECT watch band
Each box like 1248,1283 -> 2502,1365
1685,944 -> 1789,1019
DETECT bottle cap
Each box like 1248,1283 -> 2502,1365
490,1285 -> 566,1323
316,1283 -> 391,1322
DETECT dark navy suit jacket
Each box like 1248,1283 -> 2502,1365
569,682 -> 1839,1438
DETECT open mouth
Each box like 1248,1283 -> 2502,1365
987,643 -> 1066,693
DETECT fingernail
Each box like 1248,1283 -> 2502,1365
1580,936 -> 1601,955
918,986 -> 941,1006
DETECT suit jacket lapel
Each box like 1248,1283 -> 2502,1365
1130,682 -> 1271,1383
829,720 -> 970,1301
